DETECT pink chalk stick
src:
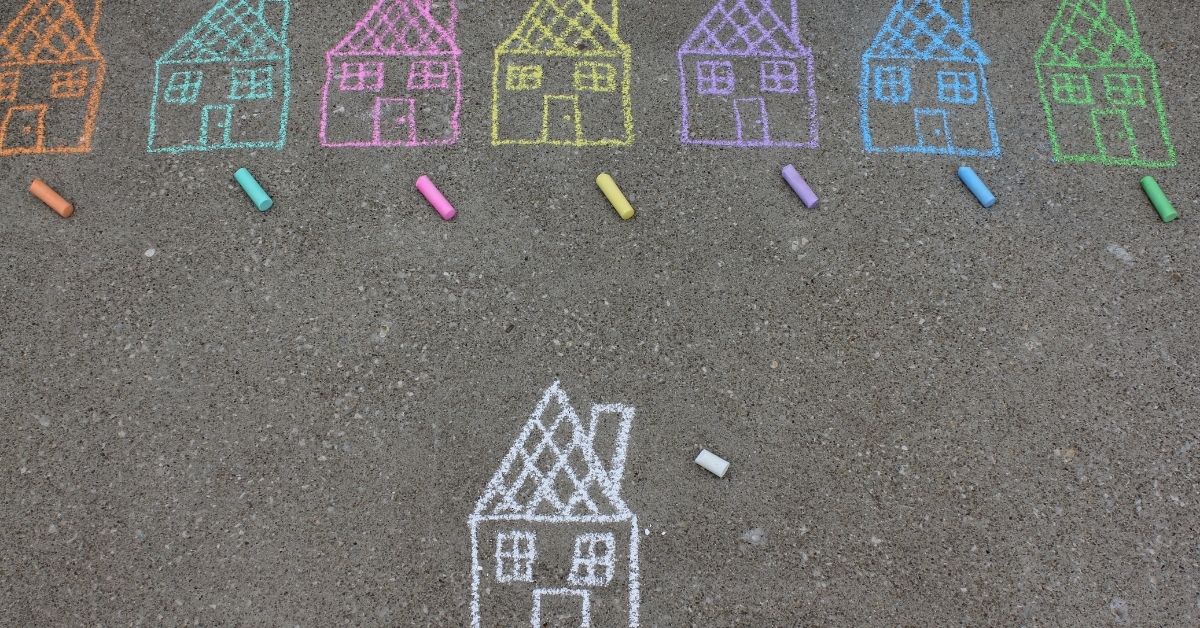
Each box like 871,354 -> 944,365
782,164 -> 819,209
416,175 -> 456,220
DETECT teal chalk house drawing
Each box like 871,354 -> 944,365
148,0 -> 291,153
1035,0 -> 1174,167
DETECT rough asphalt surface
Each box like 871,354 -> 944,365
2,0 -> 1198,625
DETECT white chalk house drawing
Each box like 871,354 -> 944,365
470,381 -> 640,627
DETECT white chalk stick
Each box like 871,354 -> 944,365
695,449 -> 729,478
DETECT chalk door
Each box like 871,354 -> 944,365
1,104 -> 48,153
200,104 -> 234,148
531,588 -> 591,628
915,108 -> 951,151
734,97 -> 769,144
375,97 -> 416,145
1093,109 -> 1136,160
543,95 -> 582,143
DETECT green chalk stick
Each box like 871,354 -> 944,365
235,168 -> 273,212
1141,176 -> 1177,223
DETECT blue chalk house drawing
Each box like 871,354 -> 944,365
859,0 -> 1000,158
148,0 -> 291,153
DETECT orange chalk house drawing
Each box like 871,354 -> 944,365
0,0 -> 105,157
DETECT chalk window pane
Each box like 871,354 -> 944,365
1103,73 -> 1145,107
49,67 -> 88,99
576,62 -> 616,92
1050,72 -> 1092,105
568,532 -> 615,587
164,70 -> 203,105
229,66 -> 274,101
339,62 -> 385,92
696,60 -> 734,96
760,60 -> 800,94
495,531 -> 536,582
505,64 -> 543,91
0,71 -> 20,101
408,60 -> 451,90
936,71 -> 978,105
574,61 -> 616,92
874,66 -> 911,104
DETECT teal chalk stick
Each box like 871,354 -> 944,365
1141,177 -> 1177,223
234,168 -> 273,212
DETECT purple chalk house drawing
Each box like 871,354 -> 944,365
678,0 -> 817,148
320,0 -> 461,148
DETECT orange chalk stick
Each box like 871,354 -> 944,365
29,179 -> 74,218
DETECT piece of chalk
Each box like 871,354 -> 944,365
1141,176 -> 1177,223
782,164 -> 818,208
596,173 -> 635,220
29,179 -> 74,218
416,175 -> 456,220
234,168 -> 273,212
957,166 -> 995,208
695,449 -> 729,478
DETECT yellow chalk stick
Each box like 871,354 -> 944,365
596,173 -> 635,220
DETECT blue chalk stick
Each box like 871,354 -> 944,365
957,166 -> 995,208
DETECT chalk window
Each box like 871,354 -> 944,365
1103,73 -> 1146,107
0,71 -> 19,101
936,71 -> 978,105
408,60 -> 451,90
760,60 -> 800,93
229,66 -> 274,101
50,67 -> 88,99
1050,73 -> 1092,105
164,70 -> 203,105
339,62 -> 385,92
696,60 -> 734,95
505,64 -> 543,91
574,61 -> 616,92
495,531 -> 536,582
873,66 -> 911,104
568,532 -> 615,587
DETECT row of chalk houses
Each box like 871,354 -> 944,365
1,0 -> 1173,167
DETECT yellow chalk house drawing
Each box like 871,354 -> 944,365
492,0 -> 633,146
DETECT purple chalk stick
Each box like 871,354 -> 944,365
782,164 -> 818,208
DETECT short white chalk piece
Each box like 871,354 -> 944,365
695,449 -> 729,478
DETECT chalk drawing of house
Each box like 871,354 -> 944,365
859,0 -> 1000,158
1034,0 -> 1175,167
0,0 -> 105,157
148,0 -> 291,153
678,0 -> 818,148
470,381 -> 640,627
320,0 -> 461,148
491,0 -> 633,146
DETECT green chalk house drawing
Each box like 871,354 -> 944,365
1035,0 -> 1175,167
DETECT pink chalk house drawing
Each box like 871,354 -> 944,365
678,0 -> 818,148
319,0 -> 460,147
470,381 -> 640,627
